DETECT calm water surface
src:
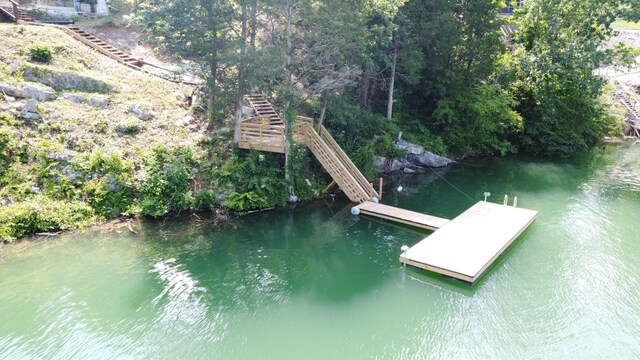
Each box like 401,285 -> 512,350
1,144 -> 639,359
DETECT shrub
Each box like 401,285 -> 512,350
0,128 -> 17,179
0,196 -> 95,242
83,177 -> 134,218
116,120 -> 141,135
71,149 -> 135,218
192,189 -> 217,210
217,149 -> 287,208
138,146 -> 195,217
222,191 -> 268,212
29,44 -> 52,63
404,125 -> 448,156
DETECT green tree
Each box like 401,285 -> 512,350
504,0 -> 640,155
136,0 -> 235,125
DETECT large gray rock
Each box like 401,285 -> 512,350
1,84 -> 57,101
61,93 -> 85,104
374,140 -> 455,174
394,140 -> 424,155
87,97 -> 110,109
46,153 -> 73,162
373,156 -> 387,173
410,151 -> 455,168
388,159 -> 402,172
393,140 -> 455,168
20,99 -> 41,121
128,103 -> 153,121
105,174 -> 119,192
22,66 -> 114,93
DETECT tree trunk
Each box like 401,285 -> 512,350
249,0 -> 258,50
234,1 -> 248,144
205,2 -> 218,129
284,3 -> 294,198
387,43 -> 397,120
361,73 -> 370,107
207,54 -> 218,129
317,96 -> 327,132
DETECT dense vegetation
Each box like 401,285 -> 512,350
135,0 -> 638,158
1,0 -> 639,241
0,25 -> 326,242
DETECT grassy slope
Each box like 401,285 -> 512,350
0,23 -> 205,153
612,20 -> 640,31
0,23 -> 213,241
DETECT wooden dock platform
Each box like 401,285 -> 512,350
357,201 -> 450,231
400,201 -> 538,283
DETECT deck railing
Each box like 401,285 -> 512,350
0,0 -> 20,20
317,124 -> 378,199
238,117 -> 285,153
10,0 -> 18,20
238,113 -> 379,203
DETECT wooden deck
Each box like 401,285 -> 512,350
238,113 -> 378,203
400,201 -> 538,283
357,202 -> 450,231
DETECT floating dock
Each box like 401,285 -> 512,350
399,201 -> 538,283
358,201 -> 450,231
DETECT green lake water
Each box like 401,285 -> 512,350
1,144 -> 639,359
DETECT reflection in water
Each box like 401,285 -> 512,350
151,258 -> 207,326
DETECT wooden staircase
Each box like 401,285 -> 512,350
300,121 -> 378,203
245,94 -> 284,126
0,0 -> 201,86
0,0 -> 34,22
238,96 -> 378,203
614,88 -> 640,138
61,26 -> 201,85
65,26 -> 144,67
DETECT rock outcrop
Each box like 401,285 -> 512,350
128,103 -> 154,121
22,66 -> 114,93
374,140 -> 455,173
19,99 -> 41,121
0,84 -> 57,101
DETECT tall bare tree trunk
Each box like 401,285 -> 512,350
249,0 -> 257,50
206,2 -> 218,129
284,3 -> 295,199
387,43 -> 397,120
317,95 -> 327,132
234,1 -> 248,144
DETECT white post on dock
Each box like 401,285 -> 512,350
503,195 -> 508,206
401,245 -> 410,267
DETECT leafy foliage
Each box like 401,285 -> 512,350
0,196 -> 94,242
29,43 -> 52,63
0,128 -> 17,180
222,191 -> 268,212
218,149 -> 288,209
138,146 -> 196,217
503,0 -> 639,155
432,84 -> 523,156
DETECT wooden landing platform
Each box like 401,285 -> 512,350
400,201 -> 538,283
357,201 -> 450,231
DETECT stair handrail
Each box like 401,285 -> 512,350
302,122 -> 370,202
238,119 -> 285,152
317,124 -> 379,199
10,0 -> 19,20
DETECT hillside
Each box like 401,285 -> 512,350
0,23 -> 214,241
0,24 -> 205,153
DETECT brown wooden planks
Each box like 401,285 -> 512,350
358,202 -> 450,231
